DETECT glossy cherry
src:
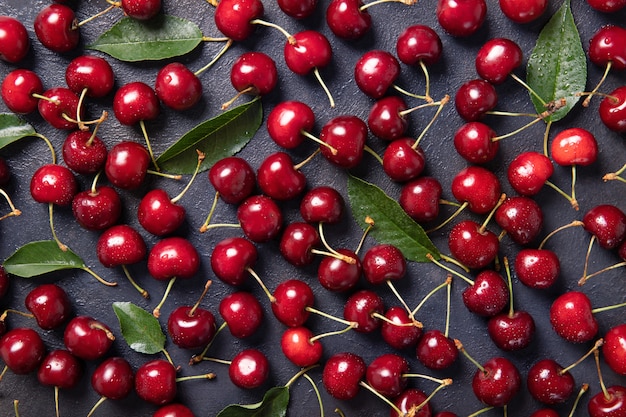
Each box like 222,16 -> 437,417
279,222 -> 320,266
416,329 -> 458,370
37,349 -> 82,393
396,24 -> 443,67
599,86 -> 626,133
604,323 -> 626,375
148,237 -> 200,282
507,151 -> 554,196
135,359 -> 177,405
168,302 -> 216,350
227,51 -> 277,106
470,355 -> 521,407
62,130 -> 108,175
515,248 -> 560,289
91,357 -> 134,401
208,156 -> 256,205
449,220 -> 500,270
104,141 -> 151,189
362,244 -> 406,285
277,0 -> 317,18
113,81 -> 160,126
550,127 -> 598,167
0,327 -> 45,374
488,310 -> 535,351
588,25 -> 626,71
588,385 -> 626,417
30,164 -> 77,206
237,195 -> 283,242
219,291 -> 264,339
1,69 -> 43,114
210,237 -> 257,287
65,55 -> 115,99
155,62 -> 202,111
229,348 -> 269,389
256,152 -> 306,201
344,290 -> 384,333
382,138 -> 426,183
38,87 -> 81,130
354,50 -> 400,99
381,306 -> 422,350
271,279 -> 314,327
34,4 -> 79,53
317,248 -> 362,292
121,0 -> 162,20
326,0 -> 372,40
586,0 -> 626,12
499,0 -> 548,23
214,0 -> 264,41
300,186 -> 344,224
436,0 -> 487,37
63,316 -> 114,361
495,196 -> 543,245
393,389 -> 432,417
153,404 -> 196,417
137,189 -> 186,236
366,353 -> 409,398
527,359 -> 575,404
367,96 -> 409,141
72,185 -> 122,231
319,115 -> 367,169
451,166 -> 501,215
267,100 -> 315,149
25,283 -> 72,330
280,326 -> 323,367
549,291 -> 598,343
96,224 -> 147,268
462,270 -> 509,316
0,16 -> 29,63
475,38 -> 523,84
454,78 -> 497,121
322,352 -> 366,400
583,204 -> 626,249
399,176 -> 442,223
453,121 -> 499,164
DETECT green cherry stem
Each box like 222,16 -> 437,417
537,220 -> 584,250
171,150 -> 204,205
302,373 -> 324,417
603,162 -> 626,183
194,39 -> 233,76
364,145 -> 383,165
190,321 -> 227,365
559,339 -> 603,375
411,275 -> 451,318
121,264 -> 149,299
80,264 -> 117,287
139,120 -> 159,171
455,339 -> 485,373
301,131 -> 338,155
48,203 -> 67,252
411,95 -> 450,149
359,381 -> 404,417
360,0 -> 417,12
153,277 -> 177,318
335,408 -> 346,417
175,372 -> 217,383
426,253 -> 474,286
309,322 -> 358,343
568,384 -> 589,417
199,191 -> 221,233
284,365 -> 319,389
583,61 -> 613,107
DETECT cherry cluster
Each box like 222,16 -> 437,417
0,0 -> 625,416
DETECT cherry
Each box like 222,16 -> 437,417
300,186 -> 344,224
319,115 -> 367,169
588,25 -> 626,71
0,327 -> 45,374
529,410 -> 559,417
588,385 -> 626,417
463,349 -> 521,407
454,78 -> 497,121
65,55 -> 115,99
382,138 -> 426,183
436,0 -> 487,37
208,156 -> 256,205
393,389 -> 433,417
550,127 -> 598,167
453,122 -> 499,164
495,196 -> 544,245
416,329 -> 458,370
499,0 -> 548,23
515,248 -> 560,289
37,349 -> 82,416
583,204 -> 626,249
507,151 -> 554,196
284,30 -> 335,107
326,0 -> 371,39
104,141 -> 151,190
228,348 -> 270,389
381,306 -> 421,350
368,96 -> 409,141
256,152 -> 306,201
317,248 -> 362,292
34,4 -> 79,53
135,359 -> 177,405
96,224 -> 147,268
277,0 -> 317,18
280,326 -> 323,367
214,0 -> 264,41
38,87 -> 82,130
138,188 -> 187,236
113,81 -> 160,126
449,219 -> 500,270
396,24 -> 443,67
586,0 -> 626,12
63,316 -> 114,361
322,352 -> 366,400
155,62 -> 202,111
1,69 -> 43,114
362,244 -> 406,285
120,0 -> 162,20
153,404 -> 195,417
354,50 -> 401,99
399,176 -> 443,223
604,323 -> 626,375
462,270 -> 509,316
30,163 -> 77,206
25,283 -> 72,330
271,279 -> 314,327
219,291 -> 264,339
267,100 -> 315,149
62,130 -> 108,175
89,357 -> 134,414
224,51 -> 277,109
451,167 -> 501,216
527,359 -> 575,404
72,185 -> 122,231
599,86 -> 626,133
549,291 -> 598,343
344,290 -> 384,333
475,38 -> 523,85
210,236 -> 259,287
366,353 -> 409,399
237,195 -> 283,242
0,16 -> 29,63
167,281 -> 216,350
279,222 -> 320,266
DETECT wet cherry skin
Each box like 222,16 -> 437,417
322,352 -> 367,400
0,327 -> 45,374
0,16 -> 30,63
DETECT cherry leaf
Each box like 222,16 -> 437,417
156,98 -> 262,174
347,175 -> 440,262
216,386 -> 289,417
87,15 -> 203,61
112,301 -> 166,355
526,0 -> 586,122
3,240 -> 93,277
0,113 -> 36,150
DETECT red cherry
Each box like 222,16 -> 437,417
451,166 -> 501,214
219,291 -> 264,339
494,196 -> 544,245
380,306 -> 422,350
167,305 -> 216,350
135,359 -> 177,405
550,127 -> 598,167
449,220 -> 500,270
256,152 -> 306,201
588,25 -> 626,71
604,323 -> 626,375
549,291 -> 598,343
277,0 -> 317,18
322,352 -> 366,400
25,283 -> 72,330
37,349 -> 82,390
366,353 -> 409,398
436,0 -> 487,37
0,16 -> 30,63
34,4 -> 79,53
0,327 -> 45,374
317,248 -> 362,292
515,248 -> 560,289
91,357 -> 134,400
462,270 -> 509,316
399,176 -> 443,223
210,237 -> 257,286
300,186 -> 344,224
72,186 -> 122,231
471,357 -> 521,407
229,348 -> 270,389
279,222 -> 320,266
271,279 -> 314,327
319,115 -> 367,169
208,156 -> 256,205
393,389 -> 432,417
499,0 -> 548,23
63,316 -> 114,360
382,138 -> 426,183
96,224 -> 147,268
507,151 -> 554,196
65,55 -> 115,98
284,30 -> 332,76
147,237 -> 200,281
137,189 -> 186,236
153,404 -> 195,417
588,385 -> 626,417
113,81 -> 160,126
326,0 -> 371,40
280,326 -> 322,367
1,69 -> 43,114
343,290 -> 384,333
367,96 -> 409,141
455,79 -> 497,121
354,50 -> 400,99
599,86 -> 626,133
229,51 -> 278,97
267,100 -> 315,149
121,0 -> 162,20
453,121 -> 499,164
62,130 -> 108,175
583,204 -> 626,249
104,141 -> 151,190
362,244 -> 406,285
237,195 -> 283,242
396,24 -> 443,66
155,62 -> 203,111
475,38 -> 523,85
487,310 -> 535,351
586,0 -> 626,12
30,163 -> 77,207
38,87 -> 82,130
214,0 -> 264,41
527,359 -> 575,404
416,329 -> 458,370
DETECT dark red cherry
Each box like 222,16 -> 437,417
0,328 -> 45,374
214,0 -> 264,41
219,291 -> 264,339
280,326 -> 323,367
462,270 -> 509,316
393,389 -> 432,417
279,222 -> 320,266
380,306 -> 421,350
38,87 -> 81,130
1,69 -> 43,114
550,127 -> 598,167
451,166 -> 501,214
147,237 -> 200,281
104,141 -> 151,190
604,323 -> 626,375
271,279 -> 314,327
527,359 -> 575,404
230,51 -> 278,97
583,204 -> 626,249
382,138 -> 426,183
354,50 -> 400,99
436,0 -> 487,37
396,24 -> 443,66
113,81 -> 160,126
135,359 -> 177,405
62,130 -> 108,175
65,55 -> 115,98
449,220 -> 500,270
208,156 -> 256,205
37,349 -> 82,390
96,224 -> 147,268
588,25 -> 626,71
277,0 -> 317,18
34,4 -> 79,53
91,357 -> 134,400
499,0 -> 548,23
72,186 -> 122,231
256,152 -> 306,201
475,38 -> 523,84
121,0 -> 162,20
267,100 -> 315,149
495,196 -> 544,245
319,115 -> 367,169
586,0 -> 626,12
343,290 -> 384,333
317,248 -> 362,292
399,176 -> 442,223
367,96 -> 409,141
471,357 -> 521,407
0,16 -> 30,63
284,30 -> 332,76
155,62 -> 202,111
588,385 -> 626,417
549,291 -> 598,343
137,189 -> 186,236
229,348 -> 269,389
416,329 -> 458,370
63,316 -> 114,360
25,283 -> 72,330
599,85 -> 626,133
326,0 -> 372,40
455,79 -> 497,121
210,237 -> 257,287
300,186 -> 344,224
322,352 -> 366,400
237,195 -> 283,242
30,164 -> 77,206
515,248 -> 560,289
453,122 -> 499,164
366,353 -> 409,398
507,151 -> 554,196
362,244 -> 406,285
487,310 -> 535,351
167,306 -> 216,350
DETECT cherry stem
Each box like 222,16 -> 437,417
411,275 -> 451,318
439,198 -> 461,207
354,216 -> 375,256
591,300 -> 626,314
335,408 -> 346,417
32,133 -> 56,164
491,116 -> 543,142
13,400 -> 19,417
48,203 -> 67,252
0,365 -> 7,382
86,396 -> 107,417
171,150 -> 205,204
54,385 -> 60,417
202,357 -> 231,365
61,110 -> 107,132
426,253 -> 474,285
205,0 -> 219,6
479,193 -> 506,234
401,373 -> 450,385
467,407 -> 495,417
603,162 -> 626,183
560,338 -> 603,375
419,60 -> 433,102
147,169 -> 182,180
77,4 -> 117,27
190,322 -> 227,365
581,235 -> 596,284
139,120 -> 160,171
294,149 -> 320,171
426,201 -> 468,234
371,312 -> 421,328
570,165 -> 578,209
284,365 -> 318,388
221,86 -> 255,110
0,309 -> 34,322
402,379 -> 452,416
441,254 -> 470,272
309,322 -> 357,343
509,73 -> 547,106
399,99 -> 444,118
386,279 -> 413,317
201,222 -> 242,231
121,264 -> 149,298
90,322 -> 116,341
313,67 -> 336,108
81,265 -> 117,287
392,84 -> 430,101
195,39 -> 233,76
318,222 -> 345,260
359,381 -> 404,416
306,306 -> 355,327
537,220 -> 584,249
444,274 -> 452,337
162,348 -> 174,366
249,19 -> 295,44
175,373 -> 217,383
0,189 -> 21,221
502,257 -> 515,317
76,88 -> 87,130
247,267 -> 275,303
189,280 -> 212,317
583,61 -> 612,107
543,120 -> 553,157
579,261 -> 626,286
486,110 -> 541,118
455,339 -> 485,373
568,384 -> 589,417
153,277 -> 177,318
360,0 -> 417,12
202,36 -> 230,42
301,131 -> 338,155
89,171 -> 102,194
412,95 -> 450,149
311,248 -> 357,264
302,373 -> 324,417
199,191 -> 221,233
594,349 -> 610,400
362,146 -> 383,165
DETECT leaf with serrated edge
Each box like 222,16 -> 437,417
112,302 -> 166,355
216,386 -> 289,417
347,175 -> 440,262
87,15 -> 202,62
156,99 -> 262,174
3,240 -> 89,277
527,0 -> 586,122
0,113 -> 36,150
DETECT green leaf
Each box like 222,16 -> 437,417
216,386 -> 289,417
156,99 -> 263,174
527,0 -> 586,122
87,15 -> 203,61
347,175 -> 440,262
3,240 -> 90,277
0,113 -> 36,150
112,302 -> 166,354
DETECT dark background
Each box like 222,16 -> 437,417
0,0 -> 625,416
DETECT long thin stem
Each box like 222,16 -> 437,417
387,280 -> 412,317
455,339 -> 485,373
392,84 -> 430,101
302,373 -> 324,417
171,151 -> 204,204
199,192 -> 220,232
560,339 -> 603,375
195,39 -> 233,76
503,257 -> 514,317
306,306 -> 355,326
568,384 -> 589,417
360,0 -> 417,12
140,120 -> 159,171
419,60 -> 432,102
583,61 -> 612,107
543,120 -> 552,157
426,201 -> 468,234
302,131 -> 338,155
412,95 -> 449,149
491,117 -> 543,142
426,253 -> 474,285
591,300 -> 626,314
510,73 -> 546,106
581,235 -> 596,284
313,67 -> 335,108
579,261 -> 626,286
190,322 -> 227,365
364,145 -> 383,165
249,19 -> 294,43
77,4 -> 117,26
121,265 -> 149,299
86,397 -> 107,417
284,365 -> 318,388
49,203 -> 67,252
411,275 -> 451,317
247,267 -> 275,302
359,381 -> 404,416
189,280 -> 212,317
309,322 -> 357,343
153,277 -> 177,318
80,265 -> 117,287
0,189 -> 21,220
537,220 -> 584,249
444,275 -> 451,337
